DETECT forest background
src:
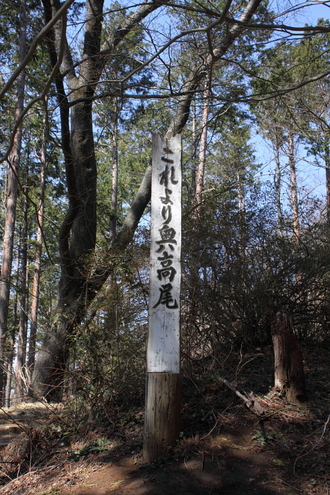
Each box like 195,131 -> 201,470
0,0 -> 330,418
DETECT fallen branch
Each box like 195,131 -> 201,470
213,375 -> 265,416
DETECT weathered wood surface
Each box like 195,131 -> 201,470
271,312 -> 306,404
148,134 -> 182,373
144,135 -> 182,462
143,372 -> 181,462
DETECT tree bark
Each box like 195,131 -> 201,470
271,312 -> 306,404
5,259 -> 19,408
0,0 -> 27,405
14,189 -> 29,404
237,166 -> 246,261
274,128 -> 283,235
288,129 -> 300,242
110,97 -> 119,239
28,103 -> 47,376
195,79 -> 210,218
191,101 -> 197,202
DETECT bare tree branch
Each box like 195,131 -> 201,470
225,18 -> 330,34
0,0 -> 75,102
166,0 -> 264,138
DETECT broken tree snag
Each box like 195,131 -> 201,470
271,312 -> 306,404
143,372 -> 181,462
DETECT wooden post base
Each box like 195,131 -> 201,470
143,372 -> 181,463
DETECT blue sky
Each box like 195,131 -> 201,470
251,1 -> 330,204
298,1 -> 330,23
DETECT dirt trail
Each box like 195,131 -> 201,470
1,413 -> 329,495
1,348 -> 329,495
2,424 -> 311,495
74,440 -> 296,495
71,423 -> 318,495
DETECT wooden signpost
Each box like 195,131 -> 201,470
143,134 -> 182,462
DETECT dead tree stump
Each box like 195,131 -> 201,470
271,312 -> 306,404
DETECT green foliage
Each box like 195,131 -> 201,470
252,429 -> 273,446
71,437 -> 111,461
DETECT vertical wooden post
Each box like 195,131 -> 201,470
143,134 -> 182,462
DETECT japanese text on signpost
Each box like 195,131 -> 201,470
148,134 -> 182,373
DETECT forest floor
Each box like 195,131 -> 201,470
0,344 -> 329,495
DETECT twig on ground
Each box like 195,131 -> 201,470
293,414 -> 330,474
276,477 -> 304,493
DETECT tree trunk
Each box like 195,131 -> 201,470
288,129 -> 300,242
14,190 -> 29,404
29,0 -> 170,401
237,167 -> 246,260
110,97 -> 119,239
5,277 -> 18,408
191,101 -> 197,202
274,128 -> 283,235
28,103 -> 47,376
0,0 -> 27,405
194,79 -> 210,218
271,312 -> 306,404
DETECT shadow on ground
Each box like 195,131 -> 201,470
73,419 -> 326,495
1,345 -> 329,495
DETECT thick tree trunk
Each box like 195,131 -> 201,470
29,319 -> 70,401
29,0 -> 102,401
271,312 -> 306,404
29,0 -> 169,401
